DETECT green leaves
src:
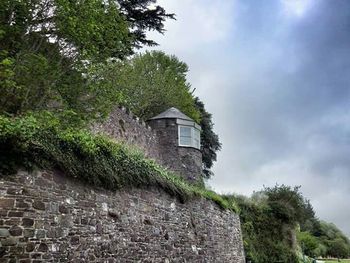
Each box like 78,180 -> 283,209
104,51 -> 201,122
55,0 -> 132,61
0,0 -> 174,123
195,97 -> 221,178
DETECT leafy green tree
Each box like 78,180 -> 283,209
297,231 -> 319,257
264,185 -> 315,226
327,238 -> 350,259
228,193 -> 299,263
194,98 -> 221,178
0,0 -> 173,121
103,51 -> 200,121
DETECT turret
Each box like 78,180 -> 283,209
147,107 -> 202,183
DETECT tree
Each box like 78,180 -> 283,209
103,51 -> 200,121
194,98 -> 221,178
0,0 -> 173,121
297,231 -> 319,257
264,185 -> 315,225
328,238 -> 350,259
117,0 -> 175,47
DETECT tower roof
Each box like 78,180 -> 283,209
149,107 -> 193,121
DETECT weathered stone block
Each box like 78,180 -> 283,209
35,229 -> 46,239
70,236 -> 79,245
8,210 -> 24,217
37,243 -> 48,252
26,242 -> 35,252
0,198 -> 15,208
7,188 -> 22,195
59,204 -> 69,214
19,259 -> 31,263
0,247 -> 7,257
1,237 -> 18,246
9,225 -> 23,236
22,218 -> 34,227
15,199 -> 30,209
0,228 -> 10,237
23,229 -> 35,238
32,200 -> 45,210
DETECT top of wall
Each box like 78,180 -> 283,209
91,106 -> 160,160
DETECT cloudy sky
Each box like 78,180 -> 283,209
147,0 -> 350,236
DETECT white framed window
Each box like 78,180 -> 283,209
178,125 -> 201,149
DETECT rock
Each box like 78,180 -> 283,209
1,237 -> 18,246
26,242 -> 35,252
38,243 -> 49,252
108,209 -> 119,219
0,198 -> 15,208
70,236 -> 79,245
59,204 -> 69,214
0,228 -> 10,237
8,210 -> 24,217
23,229 -> 35,238
9,225 -> 22,236
32,200 -> 45,210
22,218 -> 34,227
36,229 -> 46,239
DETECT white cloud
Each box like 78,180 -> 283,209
148,0 -> 236,51
281,0 -> 315,17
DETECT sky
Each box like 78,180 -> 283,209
146,0 -> 350,237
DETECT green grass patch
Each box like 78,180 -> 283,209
0,113 -> 238,212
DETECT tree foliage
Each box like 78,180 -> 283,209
0,0 -> 173,121
226,185 -> 350,262
194,98 -> 221,178
117,0 -> 175,47
102,51 -> 200,121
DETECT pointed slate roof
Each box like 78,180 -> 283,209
149,107 -> 193,121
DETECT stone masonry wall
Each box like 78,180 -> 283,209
91,107 -> 161,161
0,170 -> 245,262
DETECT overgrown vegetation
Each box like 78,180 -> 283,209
0,1 -> 221,179
0,114 -> 237,212
224,185 -> 350,263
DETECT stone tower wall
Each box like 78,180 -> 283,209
147,118 -> 202,183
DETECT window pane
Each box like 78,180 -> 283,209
180,136 -> 191,146
180,126 -> 191,137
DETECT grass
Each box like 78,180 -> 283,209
0,114 -> 239,212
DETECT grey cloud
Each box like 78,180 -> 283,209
149,0 -> 350,236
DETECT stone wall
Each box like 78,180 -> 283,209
0,170 -> 245,262
91,107 -> 161,161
